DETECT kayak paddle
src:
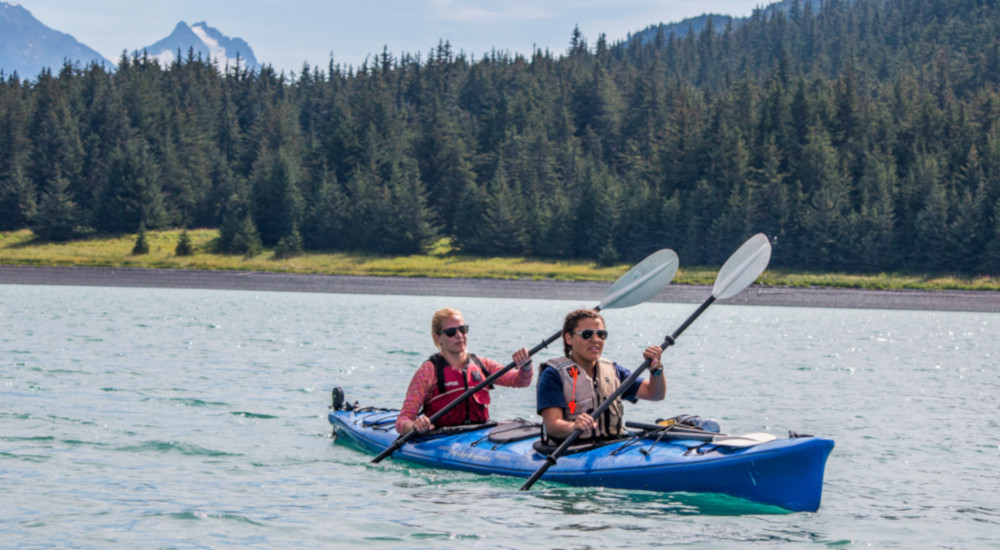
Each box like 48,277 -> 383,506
520,233 -> 772,490
369,248 -> 680,464
624,421 -> 778,447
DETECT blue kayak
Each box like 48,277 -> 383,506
328,397 -> 834,513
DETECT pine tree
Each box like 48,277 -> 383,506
32,170 -> 78,241
0,76 -> 35,229
0,164 -> 36,231
131,222 -> 150,255
377,159 -> 439,254
29,69 -> 85,214
898,151 -> 945,265
615,162 -> 659,261
462,163 -> 525,255
979,196 -> 1000,273
797,122 -> 851,269
250,147 -> 304,245
914,181 -> 950,272
77,62 -> 129,218
340,164 -> 379,251
215,183 -> 251,254
572,162 -> 621,263
231,214 -> 263,257
534,191 -> 575,259
850,146 -> 898,271
175,229 -> 195,256
273,225 -> 304,259
415,98 -> 477,233
301,168 -> 348,250
93,134 -> 167,233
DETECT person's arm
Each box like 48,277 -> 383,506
540,407 -> 597,440
536,367 -> 596,439
395,363 -> 436,434
634,345 -> 666,401
491,348 -> 533,387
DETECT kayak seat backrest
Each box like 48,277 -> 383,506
361,415 -> 397,430
487,418 -> 542,444
532,436 -> 623,457
412,422 -> 498,441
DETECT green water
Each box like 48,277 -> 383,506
2,285 -> 997,548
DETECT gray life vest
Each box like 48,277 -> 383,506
542,356 -> 624,442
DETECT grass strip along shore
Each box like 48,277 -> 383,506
1,228 -> 998,292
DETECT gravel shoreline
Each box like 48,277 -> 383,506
2,264 -> 998,313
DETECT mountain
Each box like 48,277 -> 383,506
628,0 -> 855,45
629,13 -> 735,44
0,3 -> 259,79
0,2 -> 111,78
137,21 -> 259,71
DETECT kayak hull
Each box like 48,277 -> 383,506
329,408 -> 834,512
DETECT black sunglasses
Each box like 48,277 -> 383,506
439,325 -> 469,337
572,329 -> 608,340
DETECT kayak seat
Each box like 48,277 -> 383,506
532,436 -> 624,457
487,418 -> 542,444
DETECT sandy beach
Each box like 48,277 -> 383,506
1,264 -> 998,313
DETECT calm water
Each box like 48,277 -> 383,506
2,284 -> 998,549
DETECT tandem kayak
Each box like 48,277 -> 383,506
328,391 -> 834,513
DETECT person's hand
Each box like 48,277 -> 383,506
643,345 -> 663,369
412,415 -> 434,433
513,348 -> 531,370
573,412 -> 597,433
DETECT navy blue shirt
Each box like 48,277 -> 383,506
536,361 -> 643,414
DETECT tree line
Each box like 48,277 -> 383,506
1,0 -> 999,273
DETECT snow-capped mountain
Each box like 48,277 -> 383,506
0,2 -> 260,79
0,2 -> 111,77
139,21 -> 259,71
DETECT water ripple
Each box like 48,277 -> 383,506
3,286 -> 999,548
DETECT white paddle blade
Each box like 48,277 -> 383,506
599,249 -> 679,310
711,432 -> 777,448
712,233 -> 772,300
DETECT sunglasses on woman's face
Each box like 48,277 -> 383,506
439,325 -> 469,337
572,329 -> 608,340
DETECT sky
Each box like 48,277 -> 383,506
14,0 -> 771,74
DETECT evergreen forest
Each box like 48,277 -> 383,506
2,0 -> 999,274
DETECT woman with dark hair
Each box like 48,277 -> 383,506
536,308 -> 665,443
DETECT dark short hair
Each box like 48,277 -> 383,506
562,309 -> 604,357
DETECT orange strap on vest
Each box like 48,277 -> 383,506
567,366 -> 579,415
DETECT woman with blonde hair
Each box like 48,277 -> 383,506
396,307 -> 532,435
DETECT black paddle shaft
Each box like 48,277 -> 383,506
519,296 -> 716,490
370,328 -> 565,464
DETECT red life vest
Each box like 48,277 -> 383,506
421,353 -> 492,426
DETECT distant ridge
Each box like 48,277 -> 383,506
628,0 -> 856,44
0,1 -> 110,77
630,13 -> 736,44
